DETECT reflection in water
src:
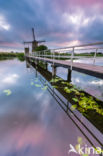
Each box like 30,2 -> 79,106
72,71 -> 103,101
2,74 -> 19,84
32,61 -> 103,134
50,65 -> 103,101
0,59 -> 102,156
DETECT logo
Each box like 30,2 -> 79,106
68,144 -> 77,154
68,144 -> 103,155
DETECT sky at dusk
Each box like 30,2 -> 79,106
0,0 -> 103,52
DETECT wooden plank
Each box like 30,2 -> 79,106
27,56 -> 103,79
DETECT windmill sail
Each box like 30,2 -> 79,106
23,28 -> 46,51
32,28 -> 35,41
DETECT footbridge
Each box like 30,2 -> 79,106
25,41 -> 103,79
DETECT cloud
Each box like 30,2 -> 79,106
79,16 -> 103,42
2,74 -> 19,84
90,80 -> 103,85
0,15 -> 10,31
0,0 -> 103,51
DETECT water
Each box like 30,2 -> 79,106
0,59 -> 88,155
0,59 -> 102,156
47,59 -> 103,101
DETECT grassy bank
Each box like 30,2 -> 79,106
0,52 -> 25,61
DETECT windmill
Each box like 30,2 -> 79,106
24,28 -> 45,52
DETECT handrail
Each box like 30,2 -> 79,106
28,41 -> 103,54
51,41 -> 103,51
26,41 -> 103,69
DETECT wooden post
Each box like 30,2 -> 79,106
67,68 -> 72,82
52,64 -> 57,77
93,48 -> 98,65
26,60 -> 30,68
34,59 -> 38,66
45,63 -> 48,70
25,47 -> 29,56
71,47 -> 74,70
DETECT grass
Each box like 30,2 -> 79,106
0,52 -> 16,60
0,52 -> 25,61
75,53 -> 103,57
16,53 -> 25,61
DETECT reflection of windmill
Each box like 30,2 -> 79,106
24,28 -> 45,52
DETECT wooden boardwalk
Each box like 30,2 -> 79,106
27,56 -> 103,79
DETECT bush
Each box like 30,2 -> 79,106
34,45 -> 48,52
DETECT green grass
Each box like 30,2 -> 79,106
0,52 -> 25,61
16,53 -> 25,61
75,53 -> 103,57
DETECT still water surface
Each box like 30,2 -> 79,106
0,59 -> 102,156
47,58 -> 103,101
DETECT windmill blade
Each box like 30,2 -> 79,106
24,41 -> 33,44
32,28 -> 35,41
37,40 -> 46,43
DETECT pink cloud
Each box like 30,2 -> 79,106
0,42 -> 23,48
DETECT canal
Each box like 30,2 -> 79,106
0,58 -> 103,156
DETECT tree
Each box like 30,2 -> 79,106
34,45 -> 48,52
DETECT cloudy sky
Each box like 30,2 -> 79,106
0,0 -> 103,52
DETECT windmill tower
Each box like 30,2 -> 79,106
24,28 -> 45,52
